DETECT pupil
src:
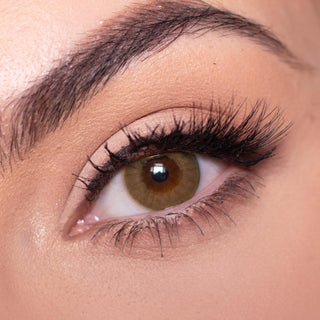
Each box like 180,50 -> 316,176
150,163 -> 169,183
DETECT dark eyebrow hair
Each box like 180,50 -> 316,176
1,0 -> 303,168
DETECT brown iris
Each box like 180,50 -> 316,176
123,152 -> 200,210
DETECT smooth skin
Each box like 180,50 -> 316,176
0,0 -> 320,319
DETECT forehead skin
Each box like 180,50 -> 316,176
0,0 -> 319,101
0,1 -> 320,320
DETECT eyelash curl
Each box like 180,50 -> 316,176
74,101 -> 291,256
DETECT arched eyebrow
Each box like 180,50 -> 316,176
1,0 -> 304,168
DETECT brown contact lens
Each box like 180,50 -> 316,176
123,152 -> 200,210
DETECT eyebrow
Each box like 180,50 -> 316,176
1,0 -> 302,168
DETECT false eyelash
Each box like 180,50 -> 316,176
76,100 -> 290,202
90,173 -> 263,257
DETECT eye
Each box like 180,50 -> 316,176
69,151 -> 226,236
123,152 -> 202,211
63,105 -> 289,256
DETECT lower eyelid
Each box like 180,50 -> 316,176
81,171 -> 262,257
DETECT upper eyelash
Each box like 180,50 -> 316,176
76,100 -> 290,201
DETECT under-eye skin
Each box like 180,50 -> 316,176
64,101 -> 290,256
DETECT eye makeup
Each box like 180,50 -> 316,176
64,101 -> 290,257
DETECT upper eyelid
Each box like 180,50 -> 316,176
75,103 -> 290,201
1,0 -> 303,172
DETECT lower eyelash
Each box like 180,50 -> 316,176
90,172 -> 263,257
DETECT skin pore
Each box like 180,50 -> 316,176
0,0 -> 320,319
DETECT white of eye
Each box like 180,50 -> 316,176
85,154 -> 226,222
